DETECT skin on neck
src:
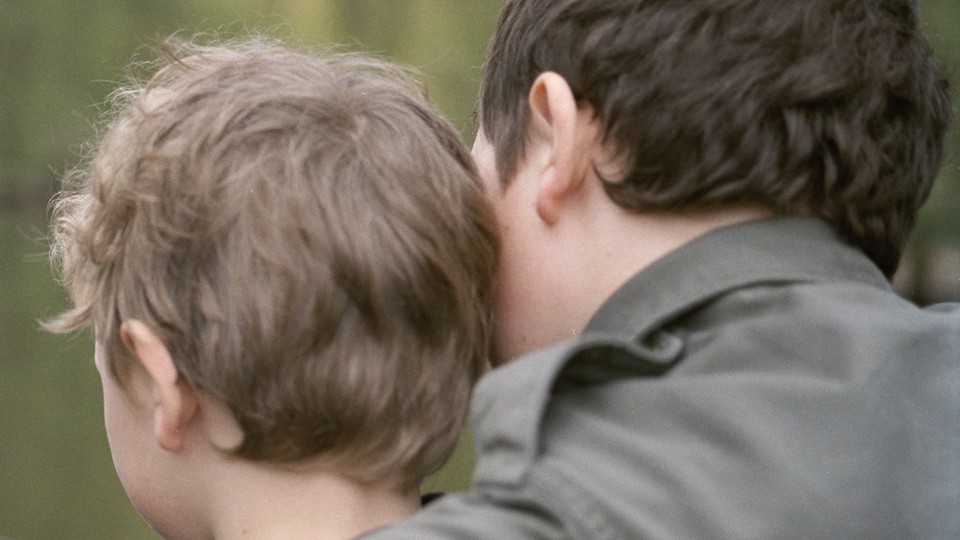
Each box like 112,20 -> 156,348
477,72 -> 775,364
547,203 -> 775,348
165,394 -> 422,539
142,393 -> 421,539
493,180 -> 772,363
112,323 -> 421,540
207,459 -> 420,540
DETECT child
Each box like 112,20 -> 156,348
365,0 -> 959,537
46,37 -> 498,539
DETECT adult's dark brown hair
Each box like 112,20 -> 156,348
480,0 -> 952,276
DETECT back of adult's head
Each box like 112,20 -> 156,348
480,0 -> 952,276
48,37 -> 499,488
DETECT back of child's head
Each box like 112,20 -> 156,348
480,0 -> 952,276
48,37 -> 498,488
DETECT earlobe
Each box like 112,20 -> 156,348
120,320 -> 198,452
527,72 -> 595,225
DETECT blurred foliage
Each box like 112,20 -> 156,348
0,0 -> 956,538
903,0 -> 960,303
0,0 -> 498,183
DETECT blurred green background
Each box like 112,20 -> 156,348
0,1 -> 957,538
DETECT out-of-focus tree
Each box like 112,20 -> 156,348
896,0 -> 960,303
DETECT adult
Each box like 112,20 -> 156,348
368,0 -> 958,537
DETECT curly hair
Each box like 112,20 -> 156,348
47,38 -> 499,488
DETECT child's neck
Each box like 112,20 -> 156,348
207,461 -> 420,539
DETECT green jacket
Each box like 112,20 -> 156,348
367,217 -> 960,539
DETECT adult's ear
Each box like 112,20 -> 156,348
527,71 -> 598,225
120,320 -> 198,452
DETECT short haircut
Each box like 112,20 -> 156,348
47,38 -> 499,488
479,0 -> 952,276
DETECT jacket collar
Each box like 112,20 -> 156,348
470,216 -> 891,488
585,216 -> 891,341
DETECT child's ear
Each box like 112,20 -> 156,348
527,71 -> 598,225
120,319 -> 198,452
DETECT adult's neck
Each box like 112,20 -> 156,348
498,204 -> 773,364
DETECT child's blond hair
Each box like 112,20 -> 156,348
48,38 -> 498,488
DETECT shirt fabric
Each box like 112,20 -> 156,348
367,217 -> 960,539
